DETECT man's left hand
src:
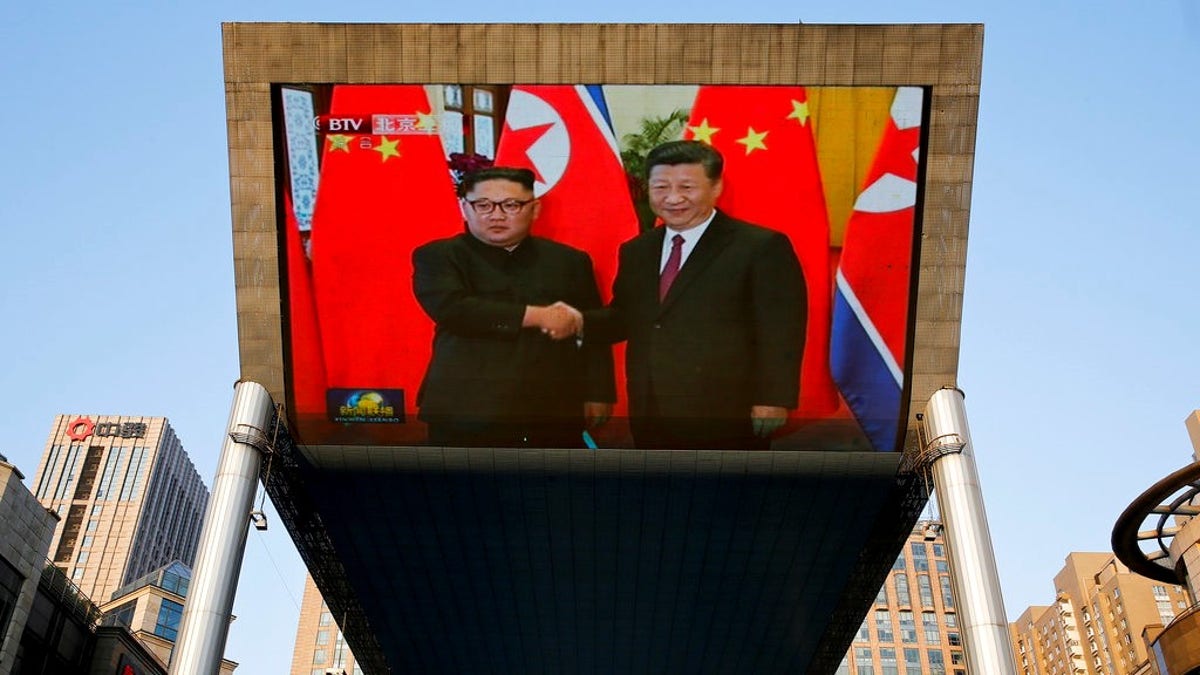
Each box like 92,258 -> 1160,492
750,405 -> 788,438
584,402 -> 612,428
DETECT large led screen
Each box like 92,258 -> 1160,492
273,84 -> 927,452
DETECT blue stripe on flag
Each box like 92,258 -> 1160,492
830,289 -> 903,452
584,84 -> 614,132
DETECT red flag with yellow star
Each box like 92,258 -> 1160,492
685,85 -> 838,419
309,85 -> 462,424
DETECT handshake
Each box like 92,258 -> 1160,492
524,301 -> 584,340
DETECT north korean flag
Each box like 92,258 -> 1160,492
494,85 -> 639,425
494,85 -> 638,302
830,87 -> 924,452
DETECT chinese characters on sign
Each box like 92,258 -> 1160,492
65,417 -> 148,442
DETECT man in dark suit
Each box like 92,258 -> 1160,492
585,141 -> 806,449
412,167 -> 614,447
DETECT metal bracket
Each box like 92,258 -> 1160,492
901,412 -> 967,473
229,423 -> 275,455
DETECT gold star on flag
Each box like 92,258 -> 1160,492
687,118 -> 720,144
787,100 -> 810,126
736,127 -> 768,155
327,134 -> 353,152
374,136 -> 401,162
415,111 -> 438,133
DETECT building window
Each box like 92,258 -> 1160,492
947,632 -> 961,647
0,556 -> 23,642
928,649 -> 946,674
317,629 -> 331,645
440,85 -> 505,158
911,543 -> 929,571
903,647 -> 922,675
898,611 -> 917,643
939,576 -> 955,609
313,648 -> 328,664
875,610 -> 894,642
895,574 -> 910,606
932,543 -> 944,557
155,599 -> 185,641
319,611 -> 333,626
856,617 -> 871,642
105,601 -> 137,629
76,551 -> 88,564
855,647 -> 875,675
879,647 -> 898,675
918,575 -> 934,607
1157,599 -> 1175,623
923,612 -> 940,644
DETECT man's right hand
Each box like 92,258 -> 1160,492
523,302 -> 582,340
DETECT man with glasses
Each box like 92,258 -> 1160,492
412,166 -> 614,447
584,141 -> 806,450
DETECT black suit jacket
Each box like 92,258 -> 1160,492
587,211 -> 805,447
413,233 -> 615,443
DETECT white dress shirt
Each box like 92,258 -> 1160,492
658,210 -> 717,273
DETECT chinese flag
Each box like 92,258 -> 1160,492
685,86 -> 838,419
309,85 -> 463,420
283,190 -> 327,416
831,87 -> 924,451
495,85 -> 639,422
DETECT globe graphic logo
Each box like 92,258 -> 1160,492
347,391 -> 386,414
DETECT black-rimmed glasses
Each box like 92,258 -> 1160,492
464,198 -> 535,215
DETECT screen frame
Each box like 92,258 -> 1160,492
225,22 -> 983,458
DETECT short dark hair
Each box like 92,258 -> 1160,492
645,140 -> 724,180
458,166 -> 536,197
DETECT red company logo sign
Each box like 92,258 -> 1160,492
64,417 -> 147,442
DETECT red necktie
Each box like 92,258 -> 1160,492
659,233 -> 684,301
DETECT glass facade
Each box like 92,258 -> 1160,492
155,598 -> 184,640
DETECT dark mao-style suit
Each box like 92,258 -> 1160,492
587,211 -> 806,449
413,233 -> 615,447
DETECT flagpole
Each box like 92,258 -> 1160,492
920,387 -> 1018,674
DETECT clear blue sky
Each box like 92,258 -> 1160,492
3,2 -> 1199,672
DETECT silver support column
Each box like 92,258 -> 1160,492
922,387 -> 1018,675
170,381 -> 275,675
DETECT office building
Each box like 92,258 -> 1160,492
30,415 -> 208,605
839,520 -> 968,674
0,456 -> 59,673
1009,552 -> 1189,674
290,574 -> 362,675
98,560 -> 237,674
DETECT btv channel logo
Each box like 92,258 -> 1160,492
326,389 -> 405,424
